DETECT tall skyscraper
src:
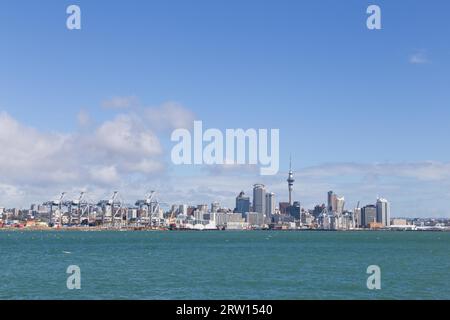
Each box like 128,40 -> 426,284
287,157 -> 295,206
361,205 -> 377,227
327,191 -> 338,213
253,184 -> 266,214
265,192 -> 275,220
235,191 -> 250,214
376,198 -> 390,226
211,202 -> 220,213
179,204 -> 188,215
354,207 -> 362,228
336,196 -> 345,214
289,201 -> 301,219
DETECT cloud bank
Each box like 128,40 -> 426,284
0,99 -> 449,218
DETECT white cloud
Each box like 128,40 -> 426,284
409,50 -> 430,64
93,114 -> 162,157
77,109 -> 91,127
0,100 -> 196,207
102,96 -> 139,109
143,101 -> 196,131
90,166 -> 119,185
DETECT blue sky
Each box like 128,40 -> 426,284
1,0 -> 450,216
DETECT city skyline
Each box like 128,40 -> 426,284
0,162 -> 415,221
1,1 -> 450,217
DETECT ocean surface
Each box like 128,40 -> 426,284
0,230 -> 449,300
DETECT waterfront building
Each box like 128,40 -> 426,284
235,191 -> 250,214
194,209 -> 206,221
328,191 -> 336,213
289,201 -> 301,219
265,192 -> 275,222
211,202 -> 220,213
336,196 -> 345,214
215,212 -> 244,227
279,202 -> 290,215
253,184 -> 266,214
319,212 -> 331,230
179,204 -> 188,215
362,205 -> 377,228
376,198 -> 390,227
354,207 -> 362,228
246,212 -> 266,227
187,206 -> 196,216
391,218 -> 407,225
312,204 -> 326,218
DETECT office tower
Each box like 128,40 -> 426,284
354,207 -> 362,228
327,191 -> 337,213
376,198 -> 390,226
265,192 -> 275,221
235,191 -> 250,214
289,201 -> 301,219
179,204 -> 188,215
287,158 -> 295,205
253,184 -> 266,214
361,205 -> 377,227
211,202 -> 220,213
279,202 -> 290,215
197,204 -> 208,213
313,204 -> 326,218
336,196 -> 345,214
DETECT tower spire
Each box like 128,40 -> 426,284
287,156 -> 295,206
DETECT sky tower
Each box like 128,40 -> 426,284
287,157 -> 295,205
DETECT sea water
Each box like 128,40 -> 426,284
0,230 -> 448,299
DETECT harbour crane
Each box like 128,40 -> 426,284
70,192 -> 91,225
135,191 -> 156,226
135,191 -> 169,227
97,191 -> 124,228
43,192 -> 67,226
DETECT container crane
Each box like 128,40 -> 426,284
43,192 -> 66,226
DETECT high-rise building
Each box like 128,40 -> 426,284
179,204 -> 188,215
287,158 -> 295,205
289,201 -> 301,219
327,191 -> 337,213
376,198 -> 390,227
235,191 -> 250,214
361,205 -> 377,227
246,212 -> 266,227
336,196 -> 345,214
279,202 -> 290,215
253,184 -> 266,214
211,202 -> 220,213
312,204 -> 326,218
354,207 -> 362,228
265,192 -> 275,221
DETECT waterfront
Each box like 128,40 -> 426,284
0,231 -> 449,300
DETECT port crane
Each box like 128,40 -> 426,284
135,191 -> 157,226
43,192 -> 67,226
69,192 -> 91,225
97,191 -> 125,228
135,191 -> 168,227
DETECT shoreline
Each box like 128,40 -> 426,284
0,226 -> 448,232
